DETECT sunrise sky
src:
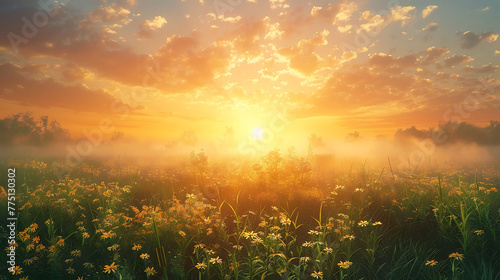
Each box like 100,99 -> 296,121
0,0 -> 499,149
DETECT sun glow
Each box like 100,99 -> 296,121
252,127 -> 264,140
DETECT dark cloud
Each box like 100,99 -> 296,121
423,47 -> 450,64
457,31 -> 498,49
0,63 -> 136,113
443,54 -> 473,67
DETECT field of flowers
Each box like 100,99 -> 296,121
0,150 -> 499,279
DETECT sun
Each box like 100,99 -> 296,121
252,127 -> 264,140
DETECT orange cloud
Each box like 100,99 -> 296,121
154,32 -> 231,93
136,16 -> 167,39
277,30 -> 333,75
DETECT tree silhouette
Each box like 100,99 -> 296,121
0,112 -> 70,145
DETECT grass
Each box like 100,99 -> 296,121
0,152 -> 499,279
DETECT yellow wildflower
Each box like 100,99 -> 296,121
103,262 -> 119,274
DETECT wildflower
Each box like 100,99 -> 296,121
9,266 -> 23,275
302,241 -> 314,247
355,188 -> 364,192
32,236 -> 40,243
251,237 -> 263,245
280,217 -> 291,226
323,247 -> 333,254
132,244 -> 142,251
299,257 -> 310,263
358,220 -> 369,227
103,262 -> 119,274
23,258 -> 35,265
83,262 -> 94,269
140,253 -> 150,260
311,271 -> 323,279
448,252 -> 464,261
107,244 -> 120,251
337,213 -> 349,219
144,267 -> 157,276
209,256 -> 222,264
308,230 -> 320,236
271,206 -> 279,211
67,267 -> 75,274
36,244 -> 45,252
82,232 -> 90,239
204,249 -> 215,255
71,250 -> 82,257
233,245 -> 243,251
243,231 -> 258,240
270,226 -> 281,232
196,262 -> 207,270
340,235 -> 355,241
65,258 -> 73,263
179,230 -> 186,238
474,230 -> 484,235
77,277 -> 83,280
269,233 -> 281,240
425,260 -> 438,266
56,238 -> 65,246
335,185 -> 345,190
338,260 -> 353,269
372,221 -> 382,226
28,223 -> 39,233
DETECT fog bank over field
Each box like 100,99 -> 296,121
1,113 -> 499,174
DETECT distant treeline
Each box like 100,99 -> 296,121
1,112 -> 500,147
0,112 -> 70,145
394,121 -> 500,145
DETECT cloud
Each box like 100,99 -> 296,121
341,51 -> 357,62
422,22 -> 439,32
60,63 -> 94,82
136,16 -> 167,39
0,2 -> 152,86
358,5 -> 415,34
462,63 -> 498,74
223,17 -> 269,57
277,30 -> 334,75
368,53 -> 418,69
154,33 -> 231,93
443,54 -> 473,67
480,7 -> 490,12
423,47 -> 450,64
457,31 -> 499,49
390,6 -> 416,26
269,0 -> 288,9
264,21 -> 284,40
310,0 -> 353,24
422,5 -> 438,18
88,5 -> 131,23
279,1 -> 356,35
0,63 -> 135,113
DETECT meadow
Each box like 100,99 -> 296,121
0,150 -> 499,280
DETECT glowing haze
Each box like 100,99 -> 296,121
0,0 -> 499,151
